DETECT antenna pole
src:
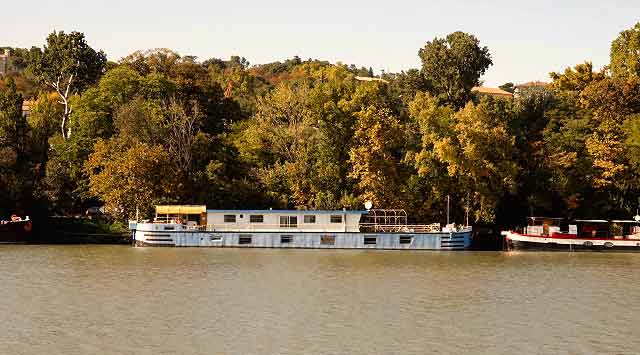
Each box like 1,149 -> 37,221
447,195 -> 450,225
465,207 -> 469,227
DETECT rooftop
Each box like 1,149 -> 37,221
355,76 -> 389,84
471,86 -> 514,98
206,209 -> 369,215
516,81 -> 549,88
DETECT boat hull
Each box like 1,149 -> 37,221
132,223 -> 472,250
0,220 -> 33,244
503,231 -> 640,252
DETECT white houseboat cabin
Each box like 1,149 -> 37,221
131,205 -> 472,250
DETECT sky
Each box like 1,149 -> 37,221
1,0 -> 639,86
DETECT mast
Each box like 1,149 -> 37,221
447,195 -> 450,225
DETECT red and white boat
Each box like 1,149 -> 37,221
502,217 -> 640,251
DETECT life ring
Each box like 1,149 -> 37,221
23,221 -> 32,232
175,218 -> 182,225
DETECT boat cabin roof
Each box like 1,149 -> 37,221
156,205 -> 206,214
574,219 -> 609,223
206,209 -> 368,215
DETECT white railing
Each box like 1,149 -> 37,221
359,223 -> 442,233
169,222 -> 464,234
185,223 -> 352,233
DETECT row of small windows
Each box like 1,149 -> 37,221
223,214 -> 342,224
235,235 -> 414,245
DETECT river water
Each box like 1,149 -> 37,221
1,245 -> 639,354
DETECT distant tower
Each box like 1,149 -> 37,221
0,49 -> 10,75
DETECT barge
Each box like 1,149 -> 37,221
502,217 -> 640,251
130,205 -> 472,250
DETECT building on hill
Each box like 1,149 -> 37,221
471,86 -> 514,99
355,76 -> 389,84
514,81 -> 549,97
0,49 -> 10,75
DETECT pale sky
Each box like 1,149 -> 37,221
1,0 -> 639,86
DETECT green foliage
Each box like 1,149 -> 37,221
348,105 -> 404,208
550,62 -> 605,93
28,31 -> 107,139
611,22 -> 640,78
85,140 -> 177,220
3,28 -> 640,227
499,83 -> 515,93
418,31 -> 493,109
411,94 -> 518,222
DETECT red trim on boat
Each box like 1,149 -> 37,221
506,232 -> 639,242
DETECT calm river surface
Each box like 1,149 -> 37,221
2,245 -> 640,354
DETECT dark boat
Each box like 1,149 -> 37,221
0,215 -> 33,244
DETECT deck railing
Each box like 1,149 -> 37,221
359,223 -> 442,233
180,223 -> 450,233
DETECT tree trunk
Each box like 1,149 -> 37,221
47,73 -> 74,141
60,98 -> 72,140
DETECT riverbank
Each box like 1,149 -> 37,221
28,217 -> 131,244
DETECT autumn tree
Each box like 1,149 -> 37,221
85,140 -> 177,220
410,93 -> 518,222
348,105 -> 403,208
549,62 -> 605,93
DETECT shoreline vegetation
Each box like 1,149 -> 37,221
2,23 -> 640,241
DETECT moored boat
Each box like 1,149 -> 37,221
0,215 -> 33,244
130,205 -> 472,250
502,217 -> 640,251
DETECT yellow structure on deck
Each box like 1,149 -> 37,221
155,205 -> 207,226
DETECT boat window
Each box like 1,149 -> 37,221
304,215 -> 316,223
280,235 -> 293,244
364,235 -> 377,245
321,235 -> 336,245
238,235 -> 252,244
211,236 -> 223,242
224,215 -> 236,223
399,235 -> 413,244
330,215 -> 342,223
280,216 -> 298,228
250,215 -> 264,223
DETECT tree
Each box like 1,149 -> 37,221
611,22 -> 640,78
0,79 -> 28,214
85,140 -> 177,220
348,105 -> 403,208
164,99 -> 202,178
499,82 -> 515,93
410,93 -> 518,222
120,48 -> 181,76
542,92 -> 594,214
0,79 -> 26,161
26,93 -> 61,180
418,31 -> 492,109
29,31 -> 106,140
550,62 -> 605,93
